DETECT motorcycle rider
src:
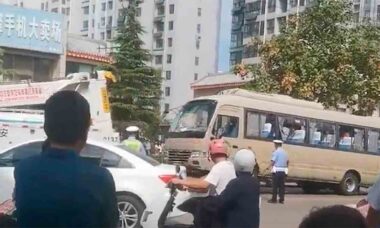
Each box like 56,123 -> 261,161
217,149 -> 260,228
171,139 -> 236,195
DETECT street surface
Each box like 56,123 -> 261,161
172,186 -> 365,228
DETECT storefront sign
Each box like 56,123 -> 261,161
0,4 -> 64,54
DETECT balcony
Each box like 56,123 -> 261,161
245,11 -> 259,21
232,1 -> 245,12
154,14 -> 165,22
155,0 -> 164,4
153,30 -> 164,37
232,21 -> 244,31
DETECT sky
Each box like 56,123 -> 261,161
218,0 -> 233,73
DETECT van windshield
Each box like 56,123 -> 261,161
168,100 -> 217,138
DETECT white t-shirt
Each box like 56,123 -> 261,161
204,160 -> 236,195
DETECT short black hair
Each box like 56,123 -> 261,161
299,205 -> 367,228
44,91 -> 91,145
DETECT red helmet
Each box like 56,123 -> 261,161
209,139 -> 228,156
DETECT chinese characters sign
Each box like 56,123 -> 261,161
0,4 -> 64,54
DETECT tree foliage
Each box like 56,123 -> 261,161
245,0 -> 380,115
109,0 -> 162,137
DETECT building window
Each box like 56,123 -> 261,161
290,0 -> 298,7
136,8 -> 142,17
83,6 -> 89,14
92,4 -> 95,13
278,17 -> 286,32
83,20 -> 89,30
166,71 -> 171,80
108,16 -> 113,26
165,87 -> 171,96
244,44 -> 259,58
41,3 -> 44,10
101,17 -> 106,26
62,0 -> 66,4
168,21 -> 174,30
196,37 -> 200,49
197,24 -> 201,33
267,19 -> 275,34
61,8 -> 66,14
91,33 -> 94,39
194,73 -> 198,81
101,2 -> 106,11
164,104 -> 170,113
268,0 -> 276,13
100,32 -> 105,40
66,7 -> 70,15
300,0 -> 305,6
155,55 -> 163,65
195,57 -> 199,66
108,1 -> 113,10
168,37 -> 173,47
156,38 -> 163,49
261,0 -> 266,14
169,4 -> 175,14
51,8 -> 58,13
92,19 -> 95,28
198,8 -> 202,16
377,5 -> 380,22
279,0 -> 287,12
260,21 -> 265,35
167,54 -> 172,64
230,32 -> 243,48
107,30 -> 112,39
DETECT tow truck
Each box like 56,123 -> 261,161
0,72 -> 120,151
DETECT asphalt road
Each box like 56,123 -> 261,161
171,186 -> 365,228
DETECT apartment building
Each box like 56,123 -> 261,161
231,0 -> 380,66
0,0 -> 222,112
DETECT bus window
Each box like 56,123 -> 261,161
245,111 -> 276,139
368,130 -> 380,153
279,116 -> 306,144
309,121 -> 336,148
246,112 -> 259,137
213,115 -> 239,138
338,125 -> 364,151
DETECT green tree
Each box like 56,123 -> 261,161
244,0 -> 380,115
109,0 -> 162,137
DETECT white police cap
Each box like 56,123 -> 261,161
126,126 -> 140,132
273,140 -> 283,144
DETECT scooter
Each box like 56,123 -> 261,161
157,165 -> 194,228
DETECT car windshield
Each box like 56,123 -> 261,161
168,100 -> 217,138
117,145 -> 160,166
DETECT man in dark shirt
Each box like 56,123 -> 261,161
14,91 -> 119,228
217,149 -> 260,228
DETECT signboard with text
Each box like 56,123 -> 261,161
0,4 -> 64,54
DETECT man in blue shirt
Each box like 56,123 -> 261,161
14,91 -> 118,227
268,140 -> 289,204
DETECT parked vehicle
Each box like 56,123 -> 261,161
0,139 -> 191,228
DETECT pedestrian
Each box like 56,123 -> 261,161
299,205 -> 367,228
14,91 -> 119,228
268,139 -> 289,204
366,175 -> 380,227
217,149 -> 260,228
122,126 -> 147,155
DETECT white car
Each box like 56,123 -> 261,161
0,139 -> 192,228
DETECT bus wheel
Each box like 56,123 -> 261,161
339,172 -> 360,195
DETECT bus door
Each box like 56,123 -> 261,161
211,105 -> 243,158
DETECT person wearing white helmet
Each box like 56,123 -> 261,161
216,149 -> 260,228
122,126 -> 146,155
